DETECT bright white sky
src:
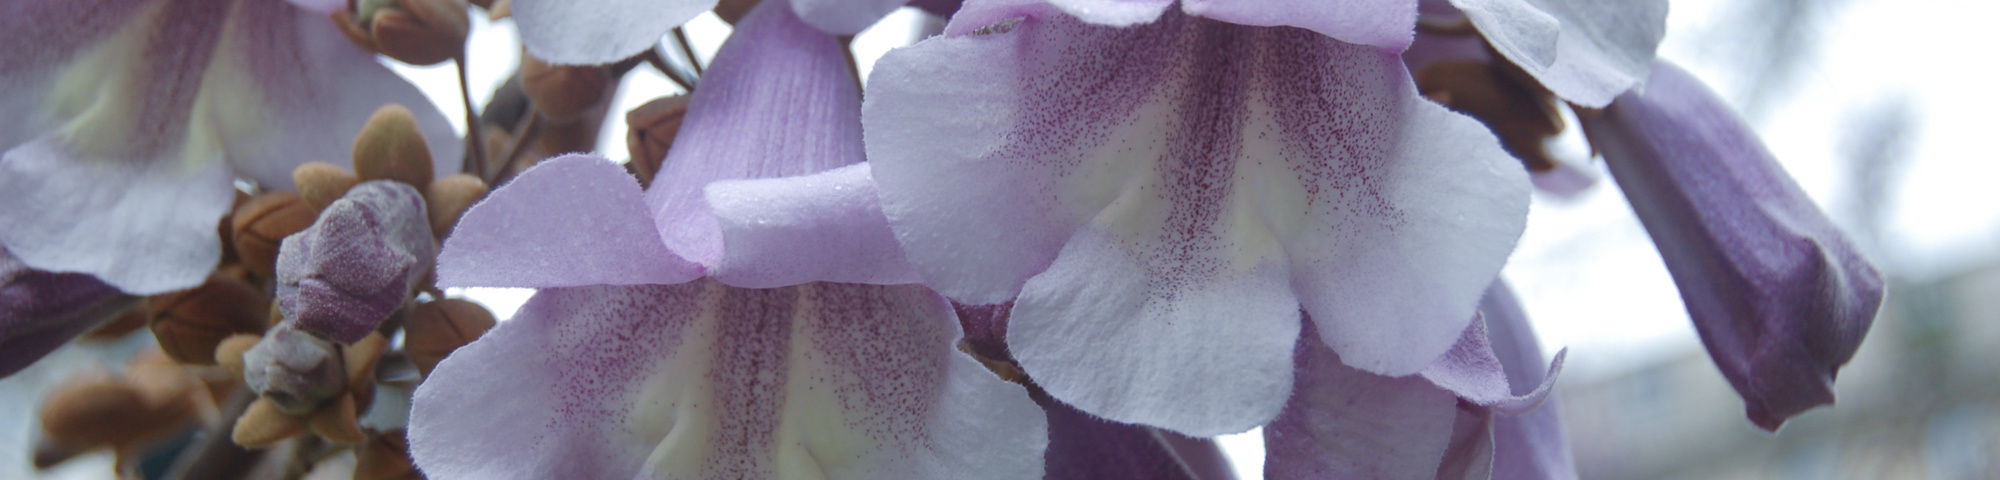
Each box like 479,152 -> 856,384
384,1 -> 1993,478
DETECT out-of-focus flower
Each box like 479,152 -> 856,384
511,0 -> 910,65
0,248 -> 140,378
409,3 -> 1046,478
863,0 -> 1528,436
0,0 -> 461,295
1580,61 -> 1884,431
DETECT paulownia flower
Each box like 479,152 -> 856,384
409,3 -> 1046,478
512,0 -> 912,65
0,0 -> 460,295
864,0 -> 1529,435
1580,61 -> 1884,431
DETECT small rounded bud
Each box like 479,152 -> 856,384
520,51 -> 611,123
1416,60 -> 1564,171
404,299 -> 495,376
355,429 -> 421,480
294,162 -> 361,213
353,104 -> 436,189
231,192 -> 317,280
336,0 -> 470,66
148,273 -> 269,364
624,95 -> 690,187
425,174 -> 489,240
242,325 -> 348,416
714,0 -> 761,24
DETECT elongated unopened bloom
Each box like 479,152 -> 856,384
864,0 -> 1529,436
409,3 -> 1046,478
0,0 -> 459,295
1581,61 -> 1884,431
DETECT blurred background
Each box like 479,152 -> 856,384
5,0 -> 1996,478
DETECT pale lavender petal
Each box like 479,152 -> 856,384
1264,322 -> 1461,479
793,0 -> 910,34
0,250 -> 139,378
1180,0 -> 1417,51
439,154 -> 701,288
1452,0 -> 1666,107
1581,61 -> 1884,431
1420,313 -> 1564,413
1260,29 -> 1526,377
0,136 -> 237,294
276,181 -> 435,343
410,281 -> 1046,480
646,0 -> 863,267
1010,227 -> 1300,436
1480,282 -> 1578,480
705,163 -> 921,288
513,0 -> 715,65
218,0 -> 463,189
1045,0 -> 1172,27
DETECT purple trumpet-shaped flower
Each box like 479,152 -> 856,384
0,248 -> 139,378
0,0 -> 460,295
513,0 -> 908,65
1266,282 -> 1570,479
275,181 -> 436,344
1580,61 -> 1884,431
410,3 -> 1046,479
864,0 -> 1528,435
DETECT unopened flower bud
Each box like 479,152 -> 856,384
231,192 -> 317,280
521,51 -> 611,123
148,273 -> 269,364
353,104 -> 437,189
714,0 -> 761,24
1581,61 -> 1883,431
425,174 -> 488,240
403,299 -> 495,376
624,95 -> 690,187
355,429 -> 420,480
294,161 -> 361,213
1416,60 -> 1564,172
277,181 -> 435,343
336,0 -> 470,66
242,325 -> 347,415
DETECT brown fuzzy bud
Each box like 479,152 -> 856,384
355,429 -> 421,480
714,0 -> 761,24
82,308 -> 149,340
403,299 -> 495,377
425,174 -> 489,240
36,360 -> 199,464
293,161 -> 361,213
336,0 -> 470,66
520,51 -> 611,123
1416,60 -> 1564,171
148,273 -> 269,364
625,95 -> 690,187
353,104 -> 436,189
231,192 -> 316,280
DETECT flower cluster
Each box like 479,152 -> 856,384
1,0 -> 1883,478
